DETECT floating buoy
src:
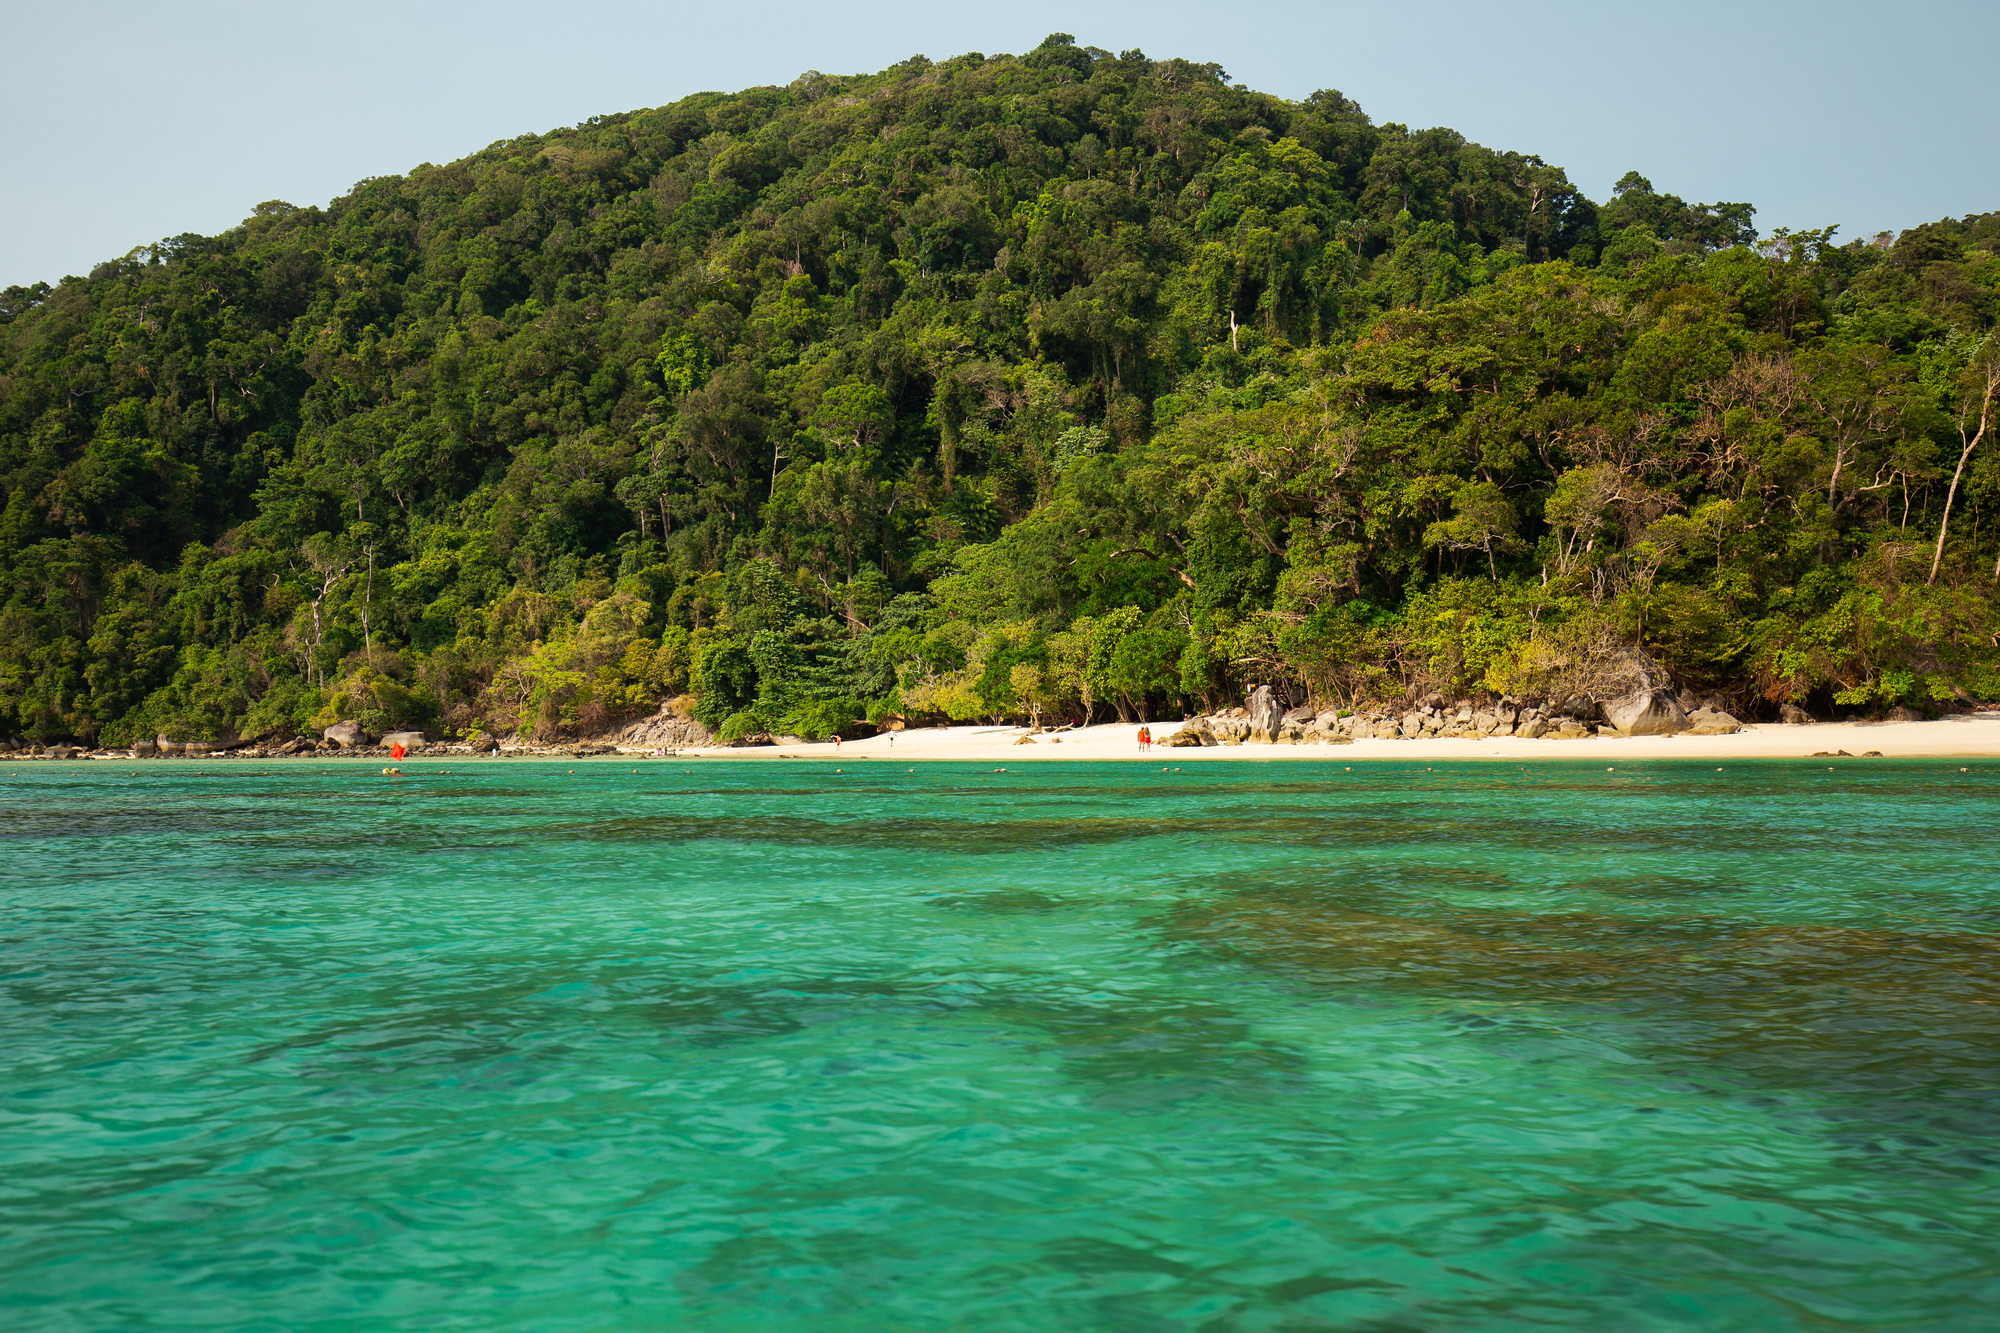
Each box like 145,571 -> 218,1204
383,767 -> 401,775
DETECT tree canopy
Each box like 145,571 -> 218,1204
2,35 -> 1996,743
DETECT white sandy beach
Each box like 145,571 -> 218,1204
667,713 -> 2000,762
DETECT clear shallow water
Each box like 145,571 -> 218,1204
3,758 -> 1998,1332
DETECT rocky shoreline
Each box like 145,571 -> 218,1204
1163,684 -> 1755,748
0,688 -> 1969,762
0,696 -> 723,762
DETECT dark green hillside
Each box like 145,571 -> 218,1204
1,35 -> 1995,743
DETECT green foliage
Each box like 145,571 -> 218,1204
1,40 -> 1996,744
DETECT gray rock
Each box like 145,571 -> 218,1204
1209,716 -> 1249,744
615,699 -> 716,749
1601,689 -> 1690,737
1163,728 -> 1207,747
1559,694 -> 1600,722
380,730 -> 427,751
1883,705 -> 1925,722
1515,716 -> 1549,739
1778,703 -> 1813,725
323,720 -> 372,748
1685,708 -> 1742,735
1247,686 -> 1285,744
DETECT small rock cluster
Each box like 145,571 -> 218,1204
1166,685 -> 1746,746
8,720 -> 648,762
615,699 -> 715,750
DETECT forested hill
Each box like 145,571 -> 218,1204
1,35 -> 1997,745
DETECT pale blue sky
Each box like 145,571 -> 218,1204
5,0 -> 1995,287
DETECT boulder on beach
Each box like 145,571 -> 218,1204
1779,703 -> 1813,725
381,730 -> 427,751
323,720 -> 372,748
1247,686 -> 1284,744
1601,689 -> 1689,737
1686,708 -> 1742,735
615,697 -> 715,749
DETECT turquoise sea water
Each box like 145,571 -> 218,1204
3,758 -> 1998,1332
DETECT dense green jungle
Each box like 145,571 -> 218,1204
2,35 -> 1996,745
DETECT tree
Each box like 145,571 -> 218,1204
1929,335 -> 2000,584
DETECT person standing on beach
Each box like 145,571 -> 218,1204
1138,726 -> 1151,753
